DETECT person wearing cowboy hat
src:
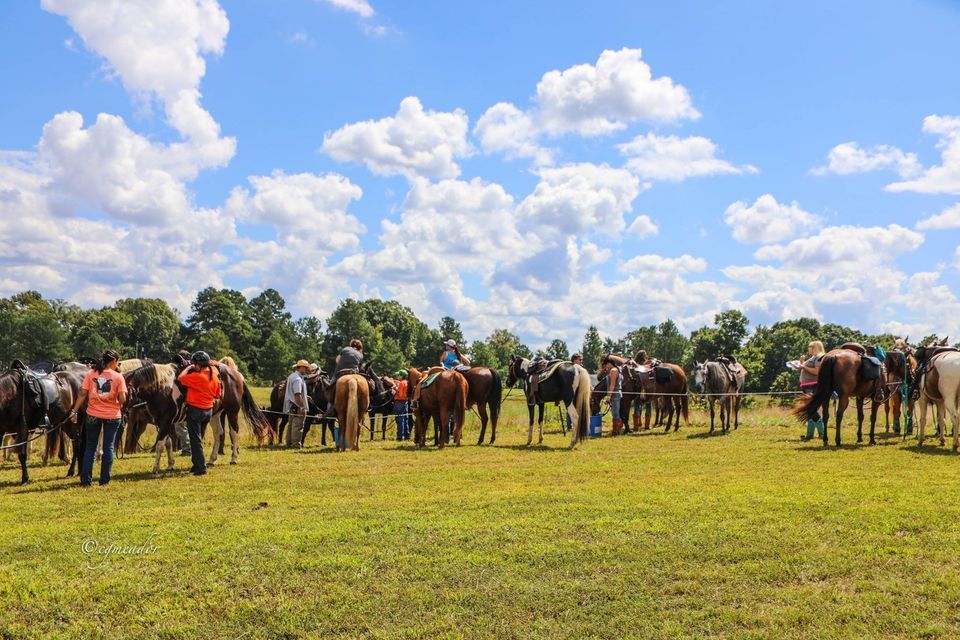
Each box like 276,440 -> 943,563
284,359 -> 311,448
440,339 -> 470,370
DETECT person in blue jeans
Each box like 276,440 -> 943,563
393,370 -> 410,440
70,349 -> 127,486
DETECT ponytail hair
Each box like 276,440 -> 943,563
95,349 -> 121,373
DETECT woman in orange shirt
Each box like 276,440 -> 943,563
178,351 -> 222,476
70,349 -> 127,486
393,370 -> 410,441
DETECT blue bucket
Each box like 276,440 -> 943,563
333,426 -> 340,447
589,414 -> 603,438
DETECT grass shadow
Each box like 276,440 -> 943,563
686,430 -> 730,439
904,443 -> 958,457
9,467 -> 196,494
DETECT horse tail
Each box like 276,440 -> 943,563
573,364 -> 591,444
240,381 -> 273,445
346,377 -> 359,449
488,368 -> 502,430
793,354 -> 836,422
681,384 -> 689,425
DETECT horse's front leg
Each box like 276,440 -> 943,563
835,396 -> 849,447
228,417 -> 240,464
17,436 -> 29,485
537,403 -> 545,445
526,404 -> 534,446
567,401 -> 580,449
708,398 -> 715,433
152,434 -> 168,475
207,418 -> 220,467
917,398 -> 928,445
869,398 -> 880,445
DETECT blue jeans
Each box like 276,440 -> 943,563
82,416 -> 121,485
185,405 -> 212,474
610,393 -> 622,421
394,401 -> 410,440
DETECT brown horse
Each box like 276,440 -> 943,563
605,354 -> 689,431
408,367 -> 468,448
793,347 -> 887,446
334,373 -> 370,451
206,357 -> 274,466
883,348 -> 916,436
267,373 -> 336,446
461,367 -> 502,445
0,362 -> 84,485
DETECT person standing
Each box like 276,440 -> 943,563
799,340 -> 826,441
393,370 -> 410,441
178,351 -> 222,476
285,360 -> 310,448
71,349 -> 127,486
571,353 -> 583,366
602,360 -> 623,435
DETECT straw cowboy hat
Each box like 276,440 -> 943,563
292,359 -> 311,369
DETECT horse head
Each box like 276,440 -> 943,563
692,361 -> 707,393
506,355 -> 528,388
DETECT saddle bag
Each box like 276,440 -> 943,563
861,356 -> 882,381
654,366 -> 673,384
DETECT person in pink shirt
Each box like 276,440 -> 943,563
70,349 -> 127,486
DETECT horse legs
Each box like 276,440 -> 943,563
476,403 -> 489,445
436,408 -> 447,449
207,412 -> 221,467
526,404 -> 535,446
152,434 -> 169,475
821,398 -> 831,446
918,397 -> 928,445
733,395 -> 740,430
538,403 -> 545,445
835,395 -> 849,447
856,398 -> 865,443
227,412 -> 241,464
708,398 -> 716,433
16,434 -> 28,485
869,398 -> 880,445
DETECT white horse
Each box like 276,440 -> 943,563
917,350 -> 960,450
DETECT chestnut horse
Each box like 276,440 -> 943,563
604,354 -> 689,431
334,374 -> 370,452
408,367 -> 468,448
461,367 -> 503,445
794,347 -> 887,446
0,362 -> 84,485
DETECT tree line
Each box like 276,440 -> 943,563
0,289 -> 950,390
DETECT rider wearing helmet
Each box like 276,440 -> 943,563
177,351 -> 222,476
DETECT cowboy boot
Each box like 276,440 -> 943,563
633,414 -> 641,430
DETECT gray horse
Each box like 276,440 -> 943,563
692,360 -> 747,434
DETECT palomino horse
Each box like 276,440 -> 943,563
461,367 -> 503,445
334,374 -> 370,452
794,347 -> 887,446
506,356 -> 591,448
408,367 -> 468,448
915,344 -> 960,449
0,362 -> 84,484
693,360 -> 746,434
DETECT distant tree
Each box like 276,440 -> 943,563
438,316 -> 465,347
656,320 -> 690,365
186,288 -> 256,358
292,316 -> 323,364
581,326 -> 603,372
114,298 -> 182,359
468,340 -> 496,367
545,339 -> 569,360
714,310 -> 750,356
486,329 -> 529,371
258,331 -> 295,383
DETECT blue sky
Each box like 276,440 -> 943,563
1,0 -> 959,348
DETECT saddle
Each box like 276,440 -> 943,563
527,359 -> 564,405
11,359 -> 59,418
654,365 -> 674,384
715,356 -> 742,385
839,343 -> 886,381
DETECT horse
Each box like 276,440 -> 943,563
883,348 -> 916,436
915,344 -> 960,449
124,360 -> 272,474
0,362 -> 84,485
793,346 -> 887,446
334,374 -> 370,451
268,374 -> 336,446
604,354 -> 689,431
461,367 -> 502,445
692,360 -> 746,434
407,367 -> 468,448
506,356 -> 591,448
205,357 -> 274,466
368,375 -> 395,440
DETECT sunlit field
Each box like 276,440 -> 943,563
2,390 -> 960,639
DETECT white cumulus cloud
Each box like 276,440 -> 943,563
473,102 -> 554,166
812,142 -> 921,178
724,194 -> 820,244
319,0 -> 375,18
916,203 -> 960,230
618,133 -> 757,181
322,97 -> 471,179
886,115 -> 960,195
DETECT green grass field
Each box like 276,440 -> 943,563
2,389 -> 960,639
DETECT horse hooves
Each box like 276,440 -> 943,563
230,460 -> 237,465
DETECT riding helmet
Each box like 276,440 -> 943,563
190,350 -> 211,365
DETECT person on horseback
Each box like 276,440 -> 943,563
440,339 -> 470,370
799,341 -> 826,441
336,339 -> 364,380
70,349 -> 127,487
178,351 -> 222,476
